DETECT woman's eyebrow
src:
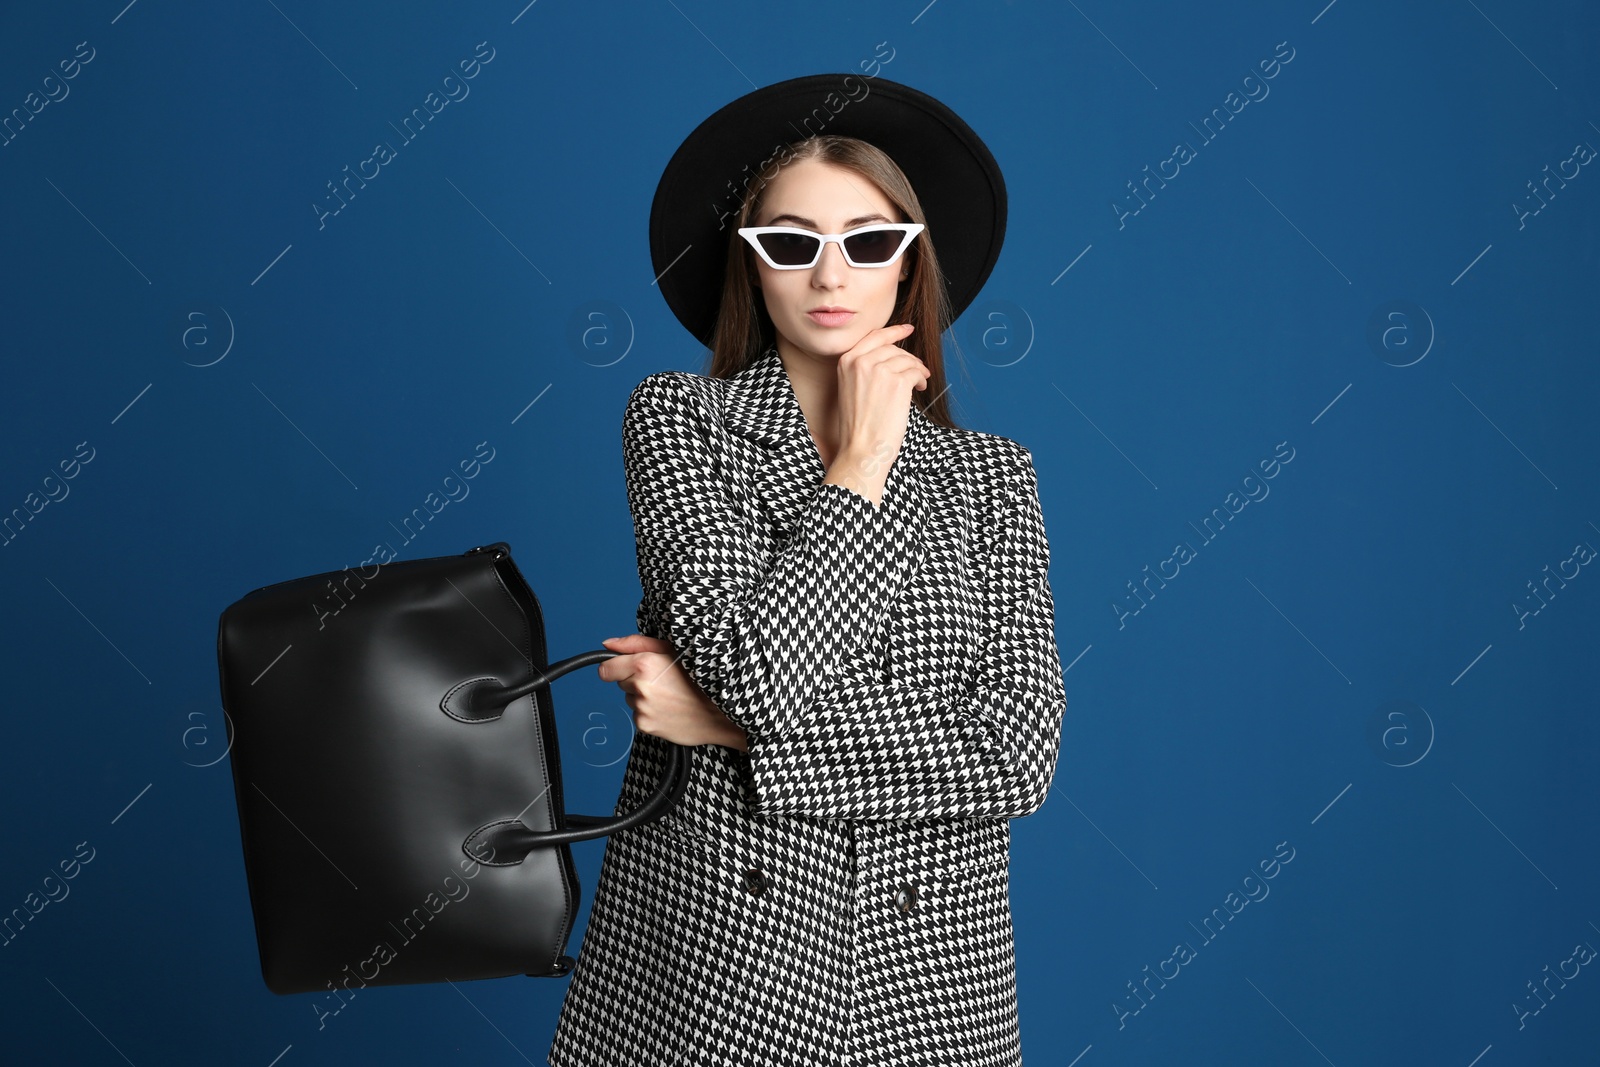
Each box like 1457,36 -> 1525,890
762,212 -> 894,229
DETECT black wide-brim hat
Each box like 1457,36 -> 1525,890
650,73 -> 1007,348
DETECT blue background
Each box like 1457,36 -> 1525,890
2,1 -> 1596,1063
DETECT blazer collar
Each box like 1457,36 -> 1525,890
724,344 -> 940,472
722,344 -> 936,541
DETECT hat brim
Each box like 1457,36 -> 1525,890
650,73 -> 1007,349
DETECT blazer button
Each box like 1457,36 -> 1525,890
742,867 -> 772,896
893,884 -> 918,913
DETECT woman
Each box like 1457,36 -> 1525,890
547,74 -> 1067,1067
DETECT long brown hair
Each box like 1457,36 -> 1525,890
705,134 -> 963,430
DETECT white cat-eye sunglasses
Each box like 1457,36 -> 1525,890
737,223 -> 925,270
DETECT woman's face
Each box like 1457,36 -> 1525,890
748,158 -> 909,362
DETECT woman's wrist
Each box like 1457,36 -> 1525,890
823,445 -> 891,508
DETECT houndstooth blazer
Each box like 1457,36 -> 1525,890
547,343 -> 1067,1067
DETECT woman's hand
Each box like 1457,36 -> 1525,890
823,322 -> 929,507
598,634 -> 749,751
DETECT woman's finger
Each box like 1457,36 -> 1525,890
603,633 -> 671,653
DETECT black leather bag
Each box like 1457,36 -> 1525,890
215,541 -> 687,995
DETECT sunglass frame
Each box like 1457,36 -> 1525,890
736,223 -> 926,270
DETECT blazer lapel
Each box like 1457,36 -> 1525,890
723,345 -> 936,547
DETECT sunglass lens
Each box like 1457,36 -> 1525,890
756,231 -> 822,266
842,229 -> 902,264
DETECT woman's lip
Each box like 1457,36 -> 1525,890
807,310 -> 855,326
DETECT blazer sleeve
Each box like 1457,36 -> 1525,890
621,372 -> 925,739
742,447 -> 1067,821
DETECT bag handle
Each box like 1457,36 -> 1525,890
455,648 -> 693,864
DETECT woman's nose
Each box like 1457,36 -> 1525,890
811,238 -> 849,283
